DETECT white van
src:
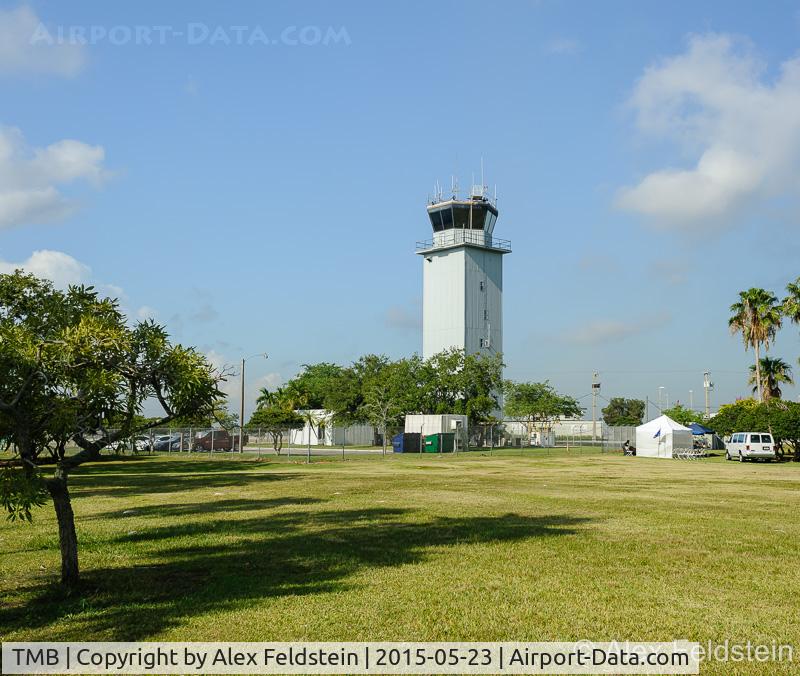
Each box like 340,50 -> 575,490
725,432 -> 776,462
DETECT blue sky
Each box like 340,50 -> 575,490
2,0 -> 800,418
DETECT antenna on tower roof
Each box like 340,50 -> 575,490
481,157 -> 485,191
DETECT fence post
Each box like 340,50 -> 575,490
210,428 -> 214,458
342,426 -> 346,461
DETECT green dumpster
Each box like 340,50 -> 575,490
423,432 -> 455,453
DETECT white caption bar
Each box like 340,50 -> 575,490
2,641 -> 699,674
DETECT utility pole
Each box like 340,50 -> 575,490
591,372 -> 600,443
689,390 -> 694,410
703,371 -> 713,418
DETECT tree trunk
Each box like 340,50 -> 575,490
46,468 -> 79,586
754,343 -> 763,402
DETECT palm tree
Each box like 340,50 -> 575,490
255,387 -> 276,409
255,386 -> 288,410
748,357 -> 794,401
729,288 -> 782,402
783,277 -> 800,321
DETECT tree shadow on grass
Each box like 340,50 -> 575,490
90,497 -> 324,520
70,458 -> 297,499
2,506 -> 593,641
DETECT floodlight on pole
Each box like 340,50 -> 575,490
703,371 -> 713,418
240,353 -> 268,453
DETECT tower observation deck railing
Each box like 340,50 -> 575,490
415,230 -> 511,252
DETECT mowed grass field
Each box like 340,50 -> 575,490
2,450 -> 800,674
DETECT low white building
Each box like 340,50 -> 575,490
404,414 -> 468,438
289,410 -> 376,447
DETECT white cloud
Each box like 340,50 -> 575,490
0,5 -> 86,76
617,33 -> 800,229
543,37 -> 581,56
0,125 -> 108,229
385,305 -> 421,330
136,305 -> 158,320
0,252 -> 162,330
567,315 -> 671,346
0,249 -> 90,288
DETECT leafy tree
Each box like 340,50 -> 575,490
707,399 -> 761,439
356,358 -> 422,453
360,382 -> 402,455
767,400 -> 800,460
662,404 -> 705,427
171,404 -> 237,430
0,272 -> 223,585
247,389 -> 303,454
748,357 -> 793,401
709,399 -> 800,459
601,397 -> 645,426
285,363 -> 349,410
504,381 -> 584,441
729,288 -> 782,402
419,349 -> 504,424
283,350 -> 504,442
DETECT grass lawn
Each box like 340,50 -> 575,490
2,450 -> 799,674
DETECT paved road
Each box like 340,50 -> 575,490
173,446 -> 389,457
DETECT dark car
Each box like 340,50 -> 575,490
152,434 -> 183,451
192,429 -> 248,452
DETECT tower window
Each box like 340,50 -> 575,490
479,281 -> 484,291
484,309 -> 488,320
479,338 -> 484,348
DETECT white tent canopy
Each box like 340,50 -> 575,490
635,415 -> 693,458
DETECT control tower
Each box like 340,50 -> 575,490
416,183 -> 511,360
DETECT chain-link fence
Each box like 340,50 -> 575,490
53,422 -> 618,461
602,426 -> 638,453
93,425 -> 407,460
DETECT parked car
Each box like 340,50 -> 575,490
152,434 -> 183,451
725,432 -> 776,462
110,435 -> 152,453
192,429 -> 248,452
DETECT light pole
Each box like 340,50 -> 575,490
703,371 -> 713,418
591,372 -> 600,444
689,389 -> 693,410
658,386 -> 665,411
240,353 -> 268,453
